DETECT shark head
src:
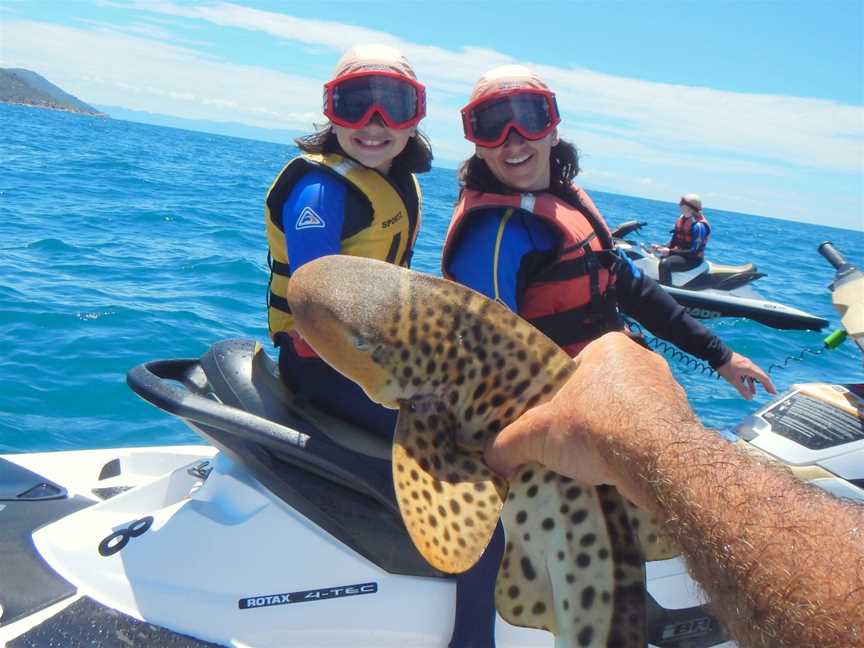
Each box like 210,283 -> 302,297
287,255 -> 411,407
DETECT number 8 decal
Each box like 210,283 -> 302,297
98,516 -> 154,557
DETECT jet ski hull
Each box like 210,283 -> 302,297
614,233 -> 828,331
663,285 -> 829,331
1,447 -> 725,648
1,341 -> 732,648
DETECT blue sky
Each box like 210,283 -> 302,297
2,0 -> 862,230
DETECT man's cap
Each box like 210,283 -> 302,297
680,193 -> 703,211
332,44 -> 417,80
468,65 -> 552,103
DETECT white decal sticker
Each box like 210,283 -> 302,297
296,206 -> 325,230
239,582 -> 378,609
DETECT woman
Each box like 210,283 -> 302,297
653,193 -> 711,285
265,44 -> 432,437
440,65 -> 775,648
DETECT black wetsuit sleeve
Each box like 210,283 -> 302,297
615,260 -> 732,368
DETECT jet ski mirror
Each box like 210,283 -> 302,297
608,219 -> 646,240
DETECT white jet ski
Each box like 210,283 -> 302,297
611,221 -> 828,331
730,242 -> 864,501
2,244 -> 861,648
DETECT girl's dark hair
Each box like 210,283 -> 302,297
294,125 -> 433,174
457,138 -> 582,203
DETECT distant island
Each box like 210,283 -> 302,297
1,68 -> 105,116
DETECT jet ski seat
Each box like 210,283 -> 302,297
128,339 -> 445,578
706,261 -> 757,275
681,261 -> 765,291
198,339 -> 390,461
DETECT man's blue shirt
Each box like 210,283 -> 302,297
690,221 -> 708,252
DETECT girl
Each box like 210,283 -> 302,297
265,44 -> 432,437
654,193 -> 711,285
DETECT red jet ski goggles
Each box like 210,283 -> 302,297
461,89 -> 561,147
323,71 -> 426,129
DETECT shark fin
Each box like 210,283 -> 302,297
392,396 -> 507,573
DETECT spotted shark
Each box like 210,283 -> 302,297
287,255 -> 676,647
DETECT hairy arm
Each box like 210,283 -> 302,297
486,333 -> 863,648
625,415 -> 862,647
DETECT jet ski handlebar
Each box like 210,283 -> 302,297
127,359 -> 311,452
610,219 -> 647,240
127,351 -> 402,512
818,241 -> 847,271
817,242 -> 864,351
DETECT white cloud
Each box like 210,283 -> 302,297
2,2 -> 861,228
78,17 -> 212,46
2,19 -> 323,130
111,1 -> 862,174
539,65 -> 862,173
126,0 -> 400,49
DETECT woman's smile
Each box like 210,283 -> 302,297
334,118 -> 414,173
477,129 -> 557,192
354,134 -> 392,149
505,152 -> 532,165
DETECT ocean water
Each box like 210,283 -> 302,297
1,103 -> 861,454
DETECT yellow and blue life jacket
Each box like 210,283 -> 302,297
265,152 -> 421,343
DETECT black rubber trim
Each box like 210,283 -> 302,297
7,596 -> 224,647
91,486 -> 134,500
610,220 -> 646,240
681,270 -> 765,291
646,592 -> 730,647
0,458 -> 67,501
663,286 -> 828,331
98,458 -> 121,481
0,488 -> 94,626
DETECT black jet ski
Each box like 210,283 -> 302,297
611,220 -> 828,331
2,245 -> 861,647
